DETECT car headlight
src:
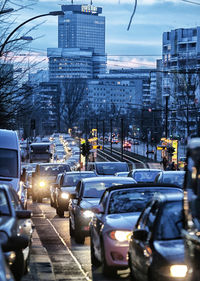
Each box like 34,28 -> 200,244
109,230 -> 132,242
170,265 -> 188,278
61,192 -> 69,200
82,210 -> 94,218
39,181 -> 46,187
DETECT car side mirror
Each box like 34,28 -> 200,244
132,229 -> 148,242
2,235 -> 29,252
16,210 -> 32,219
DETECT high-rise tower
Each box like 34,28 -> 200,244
47,4 -> 106,80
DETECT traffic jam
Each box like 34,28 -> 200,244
0,129 -> 199,281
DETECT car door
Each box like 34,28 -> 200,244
131,201 -> 159,281
92,191 -> 109,257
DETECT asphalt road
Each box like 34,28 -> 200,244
26,199 -> 131,281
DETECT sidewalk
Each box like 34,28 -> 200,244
22,229 -> 55,281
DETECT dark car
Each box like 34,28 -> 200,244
128,169 -> 162,183
154,170 -> 185,188
53,171 -> 97,217
68,176 -> 136,244
32,163 -> 71,202
128,193 -> 187,281
0,184 -> 32,280
87,162 -> 129,176
90,184 -> 183,276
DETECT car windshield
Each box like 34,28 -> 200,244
63,173 -> 96,187
134,171 -> 160,183
83,179 -> 132,198
108,188 -> 182,214
0,190 -> 10,216
163,173 -> 185,187
0,149 -> 18,178
40,165 -> 70,176
96,163 -> 128,175
156,201 -> 183,240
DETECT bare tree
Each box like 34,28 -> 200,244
60,79 -> 88,130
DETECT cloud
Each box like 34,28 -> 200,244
107,56 -> 156,69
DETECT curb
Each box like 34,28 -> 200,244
22,229 -> 55,281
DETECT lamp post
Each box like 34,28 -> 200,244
0,11 -> 64,57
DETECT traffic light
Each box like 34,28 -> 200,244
85,141 -> 91,155
81,143 -> 86,156
167,146 -> 175,155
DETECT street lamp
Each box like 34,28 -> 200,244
0,11 -> 64,57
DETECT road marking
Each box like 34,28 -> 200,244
45,216 -> 92,281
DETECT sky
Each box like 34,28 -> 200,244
10,0 -> 200,70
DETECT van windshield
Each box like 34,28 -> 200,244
0,149 -> 18,178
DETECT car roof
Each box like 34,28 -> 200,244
130,169 -> 162,172
38,163 -> 69,166
152,192 -> 183,203
105,183 -> 182,193
81,176 -> 135,183
64,171 -> 95,175
159,171 -> 185,175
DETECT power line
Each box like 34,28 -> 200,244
180,0 -> 200,5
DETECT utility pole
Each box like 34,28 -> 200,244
110,119 -> 113,154
121,118 -> 124,160
103,120 -> 105,151
165,96 -> 169,139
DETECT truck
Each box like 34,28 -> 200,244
30,142 -> 52,163
183,138 -> 200,281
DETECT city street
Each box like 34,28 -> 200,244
25,199 -> 131,281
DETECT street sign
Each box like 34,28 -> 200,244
92,145 -> 102,150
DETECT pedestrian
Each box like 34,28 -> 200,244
162,156 -> 168,170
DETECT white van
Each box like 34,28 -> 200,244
0,129 -> 22,193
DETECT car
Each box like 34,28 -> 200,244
32,163 -> 71,202
128,193 -> 186,281
154,170 -> 185,188
87,162 -> 129,176
0,244 -> 15,281
123,141 -> 131,149
90,183 -> 183,276
53,171 -> 97,217
0,184 -> 32,280
68,176 -> 136,244
128,169 -> 162,183
132,139 -> 140,145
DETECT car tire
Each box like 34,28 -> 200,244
10,250 -> 24,281
101,240 -> 117,277
56,207 -> 64,217
69,219 -> 74,237
90,234 -> 99,266
74,221 -> 85,244
128,253 -> 136,280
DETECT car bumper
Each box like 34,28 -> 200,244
103,236 -> 129,268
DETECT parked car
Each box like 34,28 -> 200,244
154,170 -> 185,188
90,183 -> 183,276
0,183 -> 32,280
128,193 -> 186,281
32,163 -> 71,202
69,176 -> 136,244
128,169 -> 162,183
87,162 -> 129,176
53,171 -> 97,217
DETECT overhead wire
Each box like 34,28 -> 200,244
127,0 -> 137,31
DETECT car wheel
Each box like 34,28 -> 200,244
10,250 -> 24,281
101,240 -> 117,277
69,219 -> 74,237
128,253 -> 136,280
74,221 -> 85,244
56,207 -> 64,218
90,234 -> 99,266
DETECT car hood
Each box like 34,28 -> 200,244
154,239 -> 184,263
103,212 -> 140,231
61,186 -> 76,194
80,198 -> 100,209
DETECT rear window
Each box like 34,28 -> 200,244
134,171 -> 160,183
63,173 -> 96,186
40,164 -> 70,175
96,163 -> 129,175
0,149 -> 18,178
